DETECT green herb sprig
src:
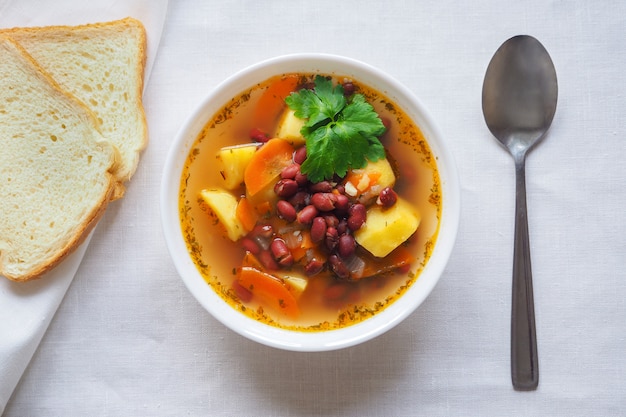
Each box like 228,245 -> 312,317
285,75 -> 386,182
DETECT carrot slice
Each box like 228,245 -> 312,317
236,197 -> 258,232
290,230 -> 316,262
255,200 -> 273,217
345,171 -> 382,193
359,246 -> 415,280
241,251 -> 264,270
252,75 -> 301,133
237,266 -> 300,318
244,138 -> 294,197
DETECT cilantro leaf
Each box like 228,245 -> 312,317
286,76 -> 346,129
285,76 -> 387,182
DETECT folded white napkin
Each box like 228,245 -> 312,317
0,0 -> 168,412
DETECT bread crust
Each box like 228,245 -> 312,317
4,185 -> 114,283
0,35 -> 117,282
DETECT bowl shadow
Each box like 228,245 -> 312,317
231,313 -> 428,416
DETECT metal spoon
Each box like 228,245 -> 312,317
481,35 -> 558,391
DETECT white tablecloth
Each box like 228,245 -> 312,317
3,1 -> 626,415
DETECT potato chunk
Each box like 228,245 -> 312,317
216,143 -> 259,189
275,108 -> 306,146
354,197 -> 420,258
282,275 -> 309,299
199,188 -> 246,241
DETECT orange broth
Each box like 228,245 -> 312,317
179,73 -> 441,331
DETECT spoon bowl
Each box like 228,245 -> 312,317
482,35 -> 558,390
483,35 -> 557,157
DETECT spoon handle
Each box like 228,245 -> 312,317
511,158 -> 539,390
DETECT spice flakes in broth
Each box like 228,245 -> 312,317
179,73 -> 441,331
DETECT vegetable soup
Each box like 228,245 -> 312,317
179,73 -> 441,331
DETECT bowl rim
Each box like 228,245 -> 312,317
160,52 -> 460,352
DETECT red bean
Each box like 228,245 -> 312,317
325,226 -> 339,251
279,254 -> 294,267
293,146 -> 307,164
348,203 -> 366,216
377,187 -> 398,208
310,216 -> 327,243
328,254 -> 350,279
270,238 -> 294,267
294,172 -> 308,186
241,237 -> 261,254
252,224 -> 273,239
304,259 -> 325,276
250,224 -> 273,250
310,192 -> 336,212
336,218 -> 348,235
276,200 -> 297,222
232,281 -> 253,303
342,82 -> 355,96
251,235 -> 270,251
249,127 -> 269,143
324,214 -> 339,228
323,282 -> 349,300
280,163 -> 300,180
288,191 -> 309,209
347,203 -> 366,231
333,194 -> 349,214
297,205 -> 318,224
338,234 -> 356,258
309,181 -> 333,193
258,250 -> 279,270
274,179 -> 299,198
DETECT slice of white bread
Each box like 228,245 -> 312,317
0,35 -> 117,282
2,18 -> 147,199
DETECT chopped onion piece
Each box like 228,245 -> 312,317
343,254 -> 366,279
344,181 -> 358,197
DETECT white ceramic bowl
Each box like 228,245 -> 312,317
161,53 -> 460,352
